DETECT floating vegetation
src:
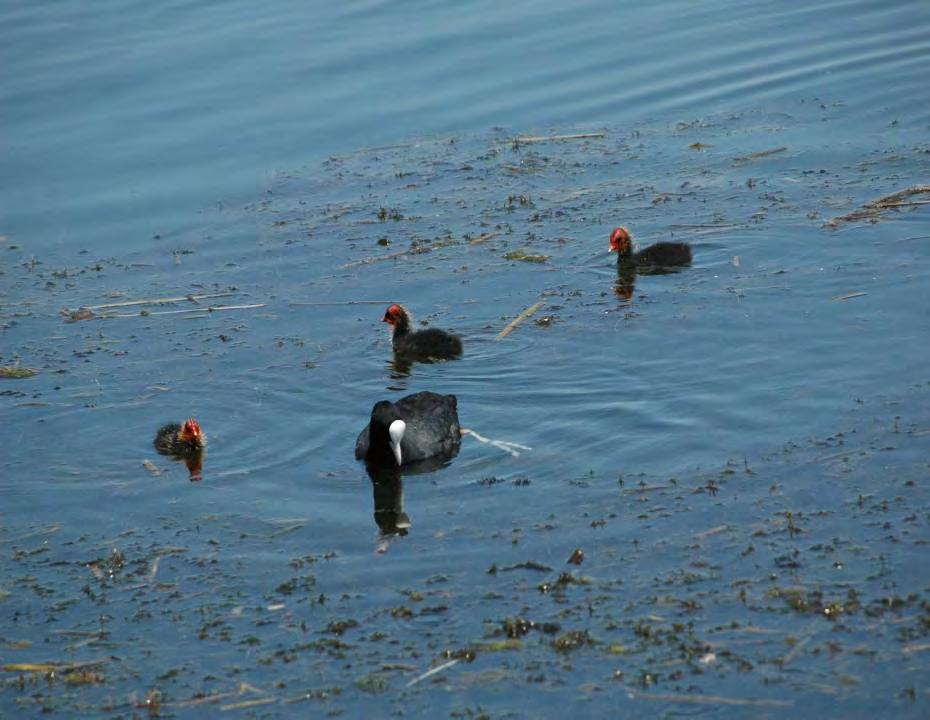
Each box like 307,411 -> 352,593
497,300 -> 546,339
503,248 -> 549,263
824,184 -> 930,228
733,146 -> 788,162
0,364 -> 37,379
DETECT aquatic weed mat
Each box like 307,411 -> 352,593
1,388 -> 929,717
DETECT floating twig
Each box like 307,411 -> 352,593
0,524 -> 61,545
142,459 -> 161,477
342,238 -> 459,269
3,657 -> 111,673
220,697 -> 278,711
100,303 -> 266,319
779,622 -> 817,667
509,132 -> 606,145
695,524 -> 729,540
497,300 -> 545,339
289,299 -> 395,307
49,630 -> 104,638
269,522 -> 305,538
877,199 -> 930,209
809,447 -> 866,463
668,223 -> 742,231
462,428 -> 531,458
825,184 -> 930,228
623,687 -> 793,708
733,147 -> 787,162
148,556 -> 161,583
174,692 -> 238,708
624,484 -> 671,494
81,292 -> 235,312
406,658 -> 460,688
468,231 -> 500,245
903,642 -> 930,655
832,292 -> 867,301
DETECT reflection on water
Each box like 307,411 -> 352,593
182,452 -> 204,481
614,263 -> 637,301
614,263 -> 688,301
365,447 -> 464,536
387,352 -> 464,384
366,465 -> 410,537
388,354 -> 414,380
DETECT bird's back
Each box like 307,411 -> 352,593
634,241 -> 692,267
394,328 -> 463,360
394,391 -> 460,463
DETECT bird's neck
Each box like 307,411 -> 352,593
392,316 -> 411,336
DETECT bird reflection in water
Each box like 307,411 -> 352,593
365,452 -> 459,542
183,453 -> 204,482
614,264 -> 637,301
388,354 -> 413,380
614,263 -> 685,302
366,464 -> 410,537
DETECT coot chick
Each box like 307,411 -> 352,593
355,391 -> 461,468
609,227 -> 692,267
154,417 -> 206,457
383,304 -> 463,361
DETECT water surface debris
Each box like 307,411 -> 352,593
733,146 -> 787,162
508,132 -> 606,145
406,658 -> 460,688
468,230 -> 499,245
824,184 -> 930,228
219,697 -> 278,711
0,364 -> 37,379
623,687 -> 794,708
2,657 -> 111,674
289,299 -> 394,307
461,428 -> 531,457
82,292 -> 235,311
341,239 -> 457,268
503,249 -> 549,263
63,292 -> 239,321
497,300 -> 546,339
831,291 -> 867,301
102,303 -> 265,319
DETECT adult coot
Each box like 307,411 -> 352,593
154,418 -> 206,456
383,304 -> 463,361
609,227 -> 692,267
355,391 -> 461,468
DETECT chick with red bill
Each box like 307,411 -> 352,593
382,303 -> 463,361
154,417 -> 207,457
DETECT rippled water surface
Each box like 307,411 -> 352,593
2,0 -> 930,716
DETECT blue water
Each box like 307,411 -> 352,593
2,0 -> 930,717
4,0 -> 929,256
